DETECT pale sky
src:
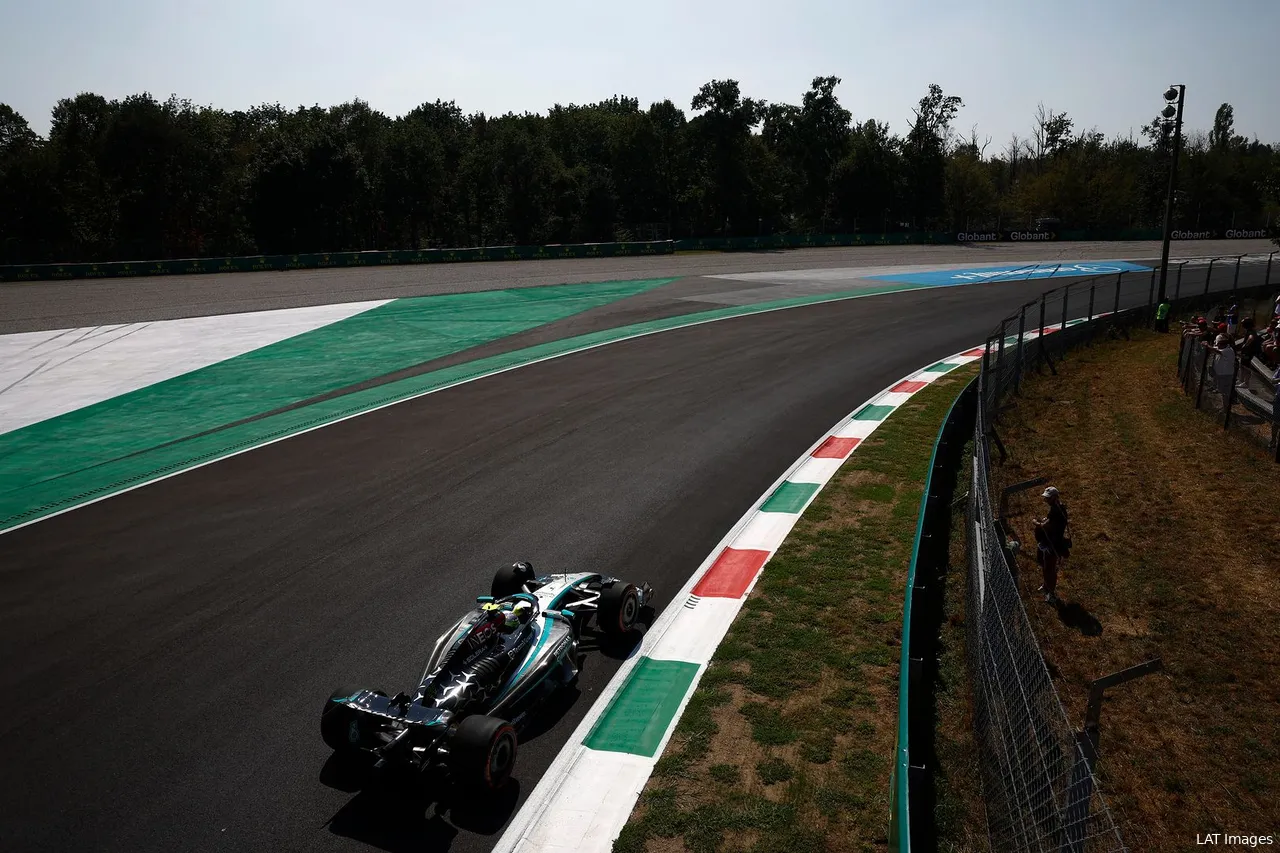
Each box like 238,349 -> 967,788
3,0 -> 1277,146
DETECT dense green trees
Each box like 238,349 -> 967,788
1,80 -> 1276,264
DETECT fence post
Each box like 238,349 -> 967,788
1113,271 -> 1124,316
1195,343 -> 1210,409
1061,285 -> 1070,336
1274,400 -> 1280,464
1087,284 -> 1096,345
1224,356 -> 1239,429
1015,305 -> 1026,395
1204,258 -> 1216,298
1182,339 -> 1193,392
1038,294 -> 1048,369
981,334 -> 990,388
1146,269 -> 1156,326
1268,251 -> 1275,288
994,321 -> 1007,420
1231,255 -> 1242,300
1174,262 -> 1185,302
1177,334 -> 1189,380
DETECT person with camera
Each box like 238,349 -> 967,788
1034,486 -> 1071,604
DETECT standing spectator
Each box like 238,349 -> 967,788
1182,316 -> 1210,340
1155,297 -> 1171,333
1226,304 -> 1240,336
1212,333 -> 1237,397
1239,318 -> 1262,369
1265,319 -> 1280,366
1034,486 -> 1071,604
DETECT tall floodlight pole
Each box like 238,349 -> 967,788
1156,85 -> 1186,306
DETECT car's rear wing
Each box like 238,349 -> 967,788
339,689 -> 451,729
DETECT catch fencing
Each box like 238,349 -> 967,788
963,251 -> 1277,852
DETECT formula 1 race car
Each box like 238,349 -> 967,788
321,562 -> 654,790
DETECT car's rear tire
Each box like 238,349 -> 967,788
492,562 -> 535,598
598,582 -> 641,636
449,715 -> 518,791
321,686 -> 363,752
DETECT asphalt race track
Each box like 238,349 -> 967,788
1,238 -> 1272,332
0,244 -> 1274,853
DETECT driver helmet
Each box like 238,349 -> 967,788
512,600 -> 534,625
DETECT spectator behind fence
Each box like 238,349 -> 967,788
1155,297 -> 1171,333
1226,304 -> 1240,336
1182,316 -> 1210,340
1240,319 -> 1262,368
1264,319 -> 1280,366
1034,486 -> 1071,604
1212,333 -> 1237,397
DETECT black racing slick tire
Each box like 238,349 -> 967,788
449,715 -> 518,791
492,562 -> 535,598
321,686 -> 363,752
598,582 -> 642,636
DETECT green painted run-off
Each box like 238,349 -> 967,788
0,278 -> 669,514
583,657 -> 700,757
0,276 -> 939,531
759,481 -> 821,514
925,361 -> 964,373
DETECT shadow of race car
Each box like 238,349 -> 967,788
321,562 -> 654,791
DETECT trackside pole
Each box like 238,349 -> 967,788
1014,306 -> 1026,395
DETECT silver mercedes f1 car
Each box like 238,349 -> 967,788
321,562 -> 654,790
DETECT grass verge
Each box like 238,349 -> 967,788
992,329 -> 1279,850
614,365 -> 981,853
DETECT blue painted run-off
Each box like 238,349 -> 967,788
868,260 -> 1151,286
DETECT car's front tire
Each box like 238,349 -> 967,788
321,686 -> 363,752
598,582 -> 642,635
449,715 -> 518,791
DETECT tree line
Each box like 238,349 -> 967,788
1,78 -> 1277,264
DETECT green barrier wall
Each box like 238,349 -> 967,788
889,377 -> 978,852
0,240 -> 677,283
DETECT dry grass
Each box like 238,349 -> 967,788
991,330 -> 1280,850
614,368 -> 981,853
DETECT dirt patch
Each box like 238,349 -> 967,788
991,330 -> 1279,851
